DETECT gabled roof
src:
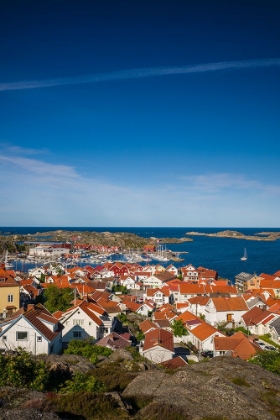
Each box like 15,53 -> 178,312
159,356 -> 188,369
191,322 -> 222,341
188,296 -> 210,306
214,331 -> 262,360
0,267 -> 20,287
96,332 -> 131,349
242,306 -> 276,326
211,296 -> 248,311
139,319 -> 158,333
176,310 -> 199,323
1,304 -> 63,342
124,301 -> 143,312
143,328 -> 174,352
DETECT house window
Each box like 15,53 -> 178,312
3,336 -> 7,340
0,278 -> 5,282
227,314 -> 233,322
73,331 -> 82,338
37,336 -> 42,342
16,331 -> 28,341
89,322 -> 92,325
8,294 -> 13,302
73,319 -> 84,326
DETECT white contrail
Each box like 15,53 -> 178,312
1,58 -> 280,92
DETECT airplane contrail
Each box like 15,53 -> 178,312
1,58 -> 280,92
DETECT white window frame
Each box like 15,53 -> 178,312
8,294 -> 13,302
73,319 -> 84,326
16,331 -> 28,341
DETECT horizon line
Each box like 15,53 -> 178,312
1,58 -> 280,92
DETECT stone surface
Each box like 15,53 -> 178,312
122,356 -> 280,419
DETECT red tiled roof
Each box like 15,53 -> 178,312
191,322 -> 222,341
139,319 -> 158,333
143,328 -> 174,352
211,296 -> 248,311
214,331 -> 262,360
160,356 -> 188,369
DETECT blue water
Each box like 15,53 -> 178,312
1,227 -> 280,283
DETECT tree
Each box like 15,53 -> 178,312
43,284 -> 73,312
0,349 -> 49,391
59,372 -> 105,393
250,350 -> 280,375
64,339 -> 112,364
171,319 -> 188,337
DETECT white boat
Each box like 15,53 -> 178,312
241,248 -> 248,261
3,251 -> 14,269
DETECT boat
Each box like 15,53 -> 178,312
240,248 -> 248,261
3,251 -> 14,269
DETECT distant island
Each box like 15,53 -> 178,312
0,230 -> 192,256
186,230 -> 280,241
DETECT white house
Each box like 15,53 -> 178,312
0,303 -> 63,355
144,287 -> 171,307
187,322 -> 225,352
204,296 -> 249,326
56,300 -> 114,345
142,275 -> 165,289
139,328 -> 174,363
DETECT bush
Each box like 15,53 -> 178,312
53,392 -> 129,419
0,349 -> 49,391
250,351 -> 280,374
59,372 -> 105,393
93,362 -> 137,391
64,339 -> 112,364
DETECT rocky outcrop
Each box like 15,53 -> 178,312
122,356 -> 280,419
1,354 -> 280,419
186,230 -> 280,241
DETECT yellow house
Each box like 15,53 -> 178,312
0,267 -> 20,317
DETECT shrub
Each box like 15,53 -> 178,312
93,362 -> 137,391
59,372 -> 105,393
0,349 -> 49,391
64,339 -> 112,363
53,392 -> 129,420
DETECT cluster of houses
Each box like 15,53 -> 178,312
1,260 -> 280,366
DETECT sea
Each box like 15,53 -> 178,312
1,227 -> 280,284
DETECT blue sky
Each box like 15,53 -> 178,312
1,0 -> 280,227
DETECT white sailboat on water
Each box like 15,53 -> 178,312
240,248 -> 248,261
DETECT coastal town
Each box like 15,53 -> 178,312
1,236 -> 280,365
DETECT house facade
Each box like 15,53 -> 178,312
0,268 -> 20,318
0,304 -> 63,355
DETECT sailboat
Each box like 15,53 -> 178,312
240,248 -> 248,261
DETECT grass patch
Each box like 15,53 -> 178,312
260,391 -> 280,408
231,377 -> 250,387
259,335 -> 280,349
51,392 -> 129,420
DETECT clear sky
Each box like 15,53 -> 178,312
1,0 -> 280,227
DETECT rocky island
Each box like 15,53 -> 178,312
186,229 -> 280,241
0,230 -> 192,256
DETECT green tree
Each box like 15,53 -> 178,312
40,273 -> 46,283
171,319 -> 188,337
250,350 -> 280,375
43,284 -> 73,312
0,349 -> 49,391
59,372 -> 105,393
64,339 -> 112,364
